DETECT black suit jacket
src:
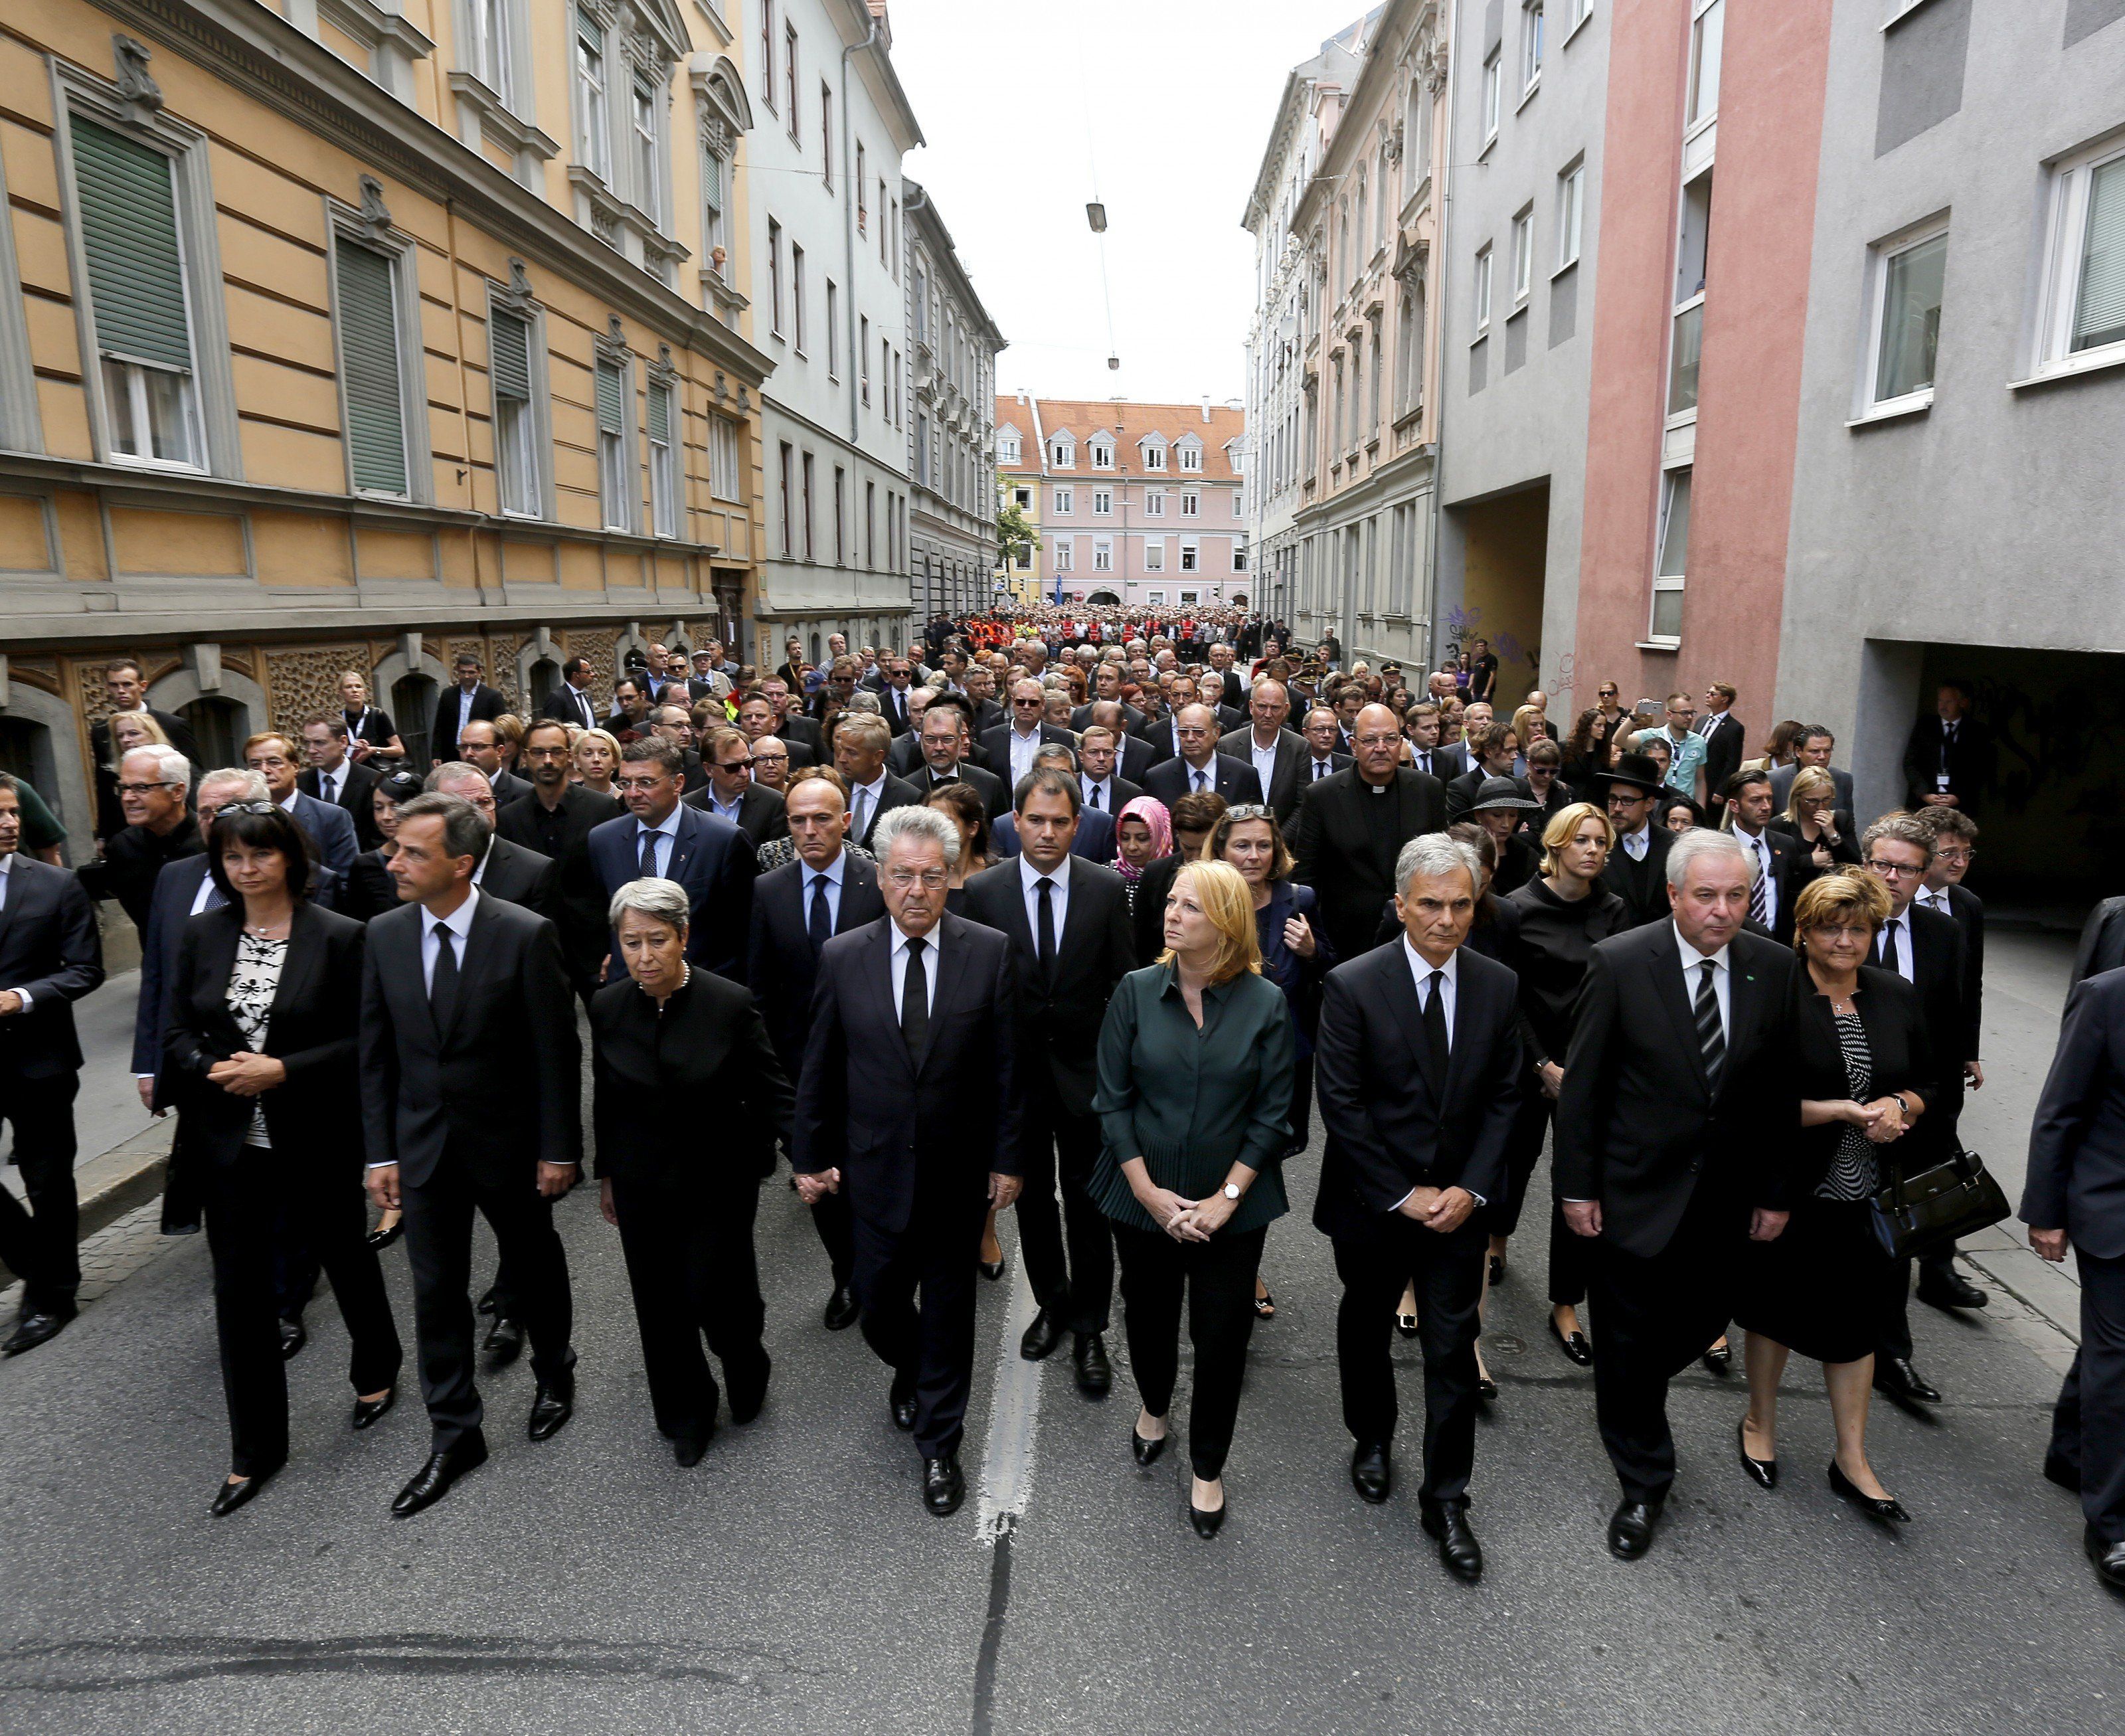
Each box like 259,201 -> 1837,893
778,713 -> 824,751
1129,852 -> 1186,968
1406,744 -> 1466,786
1553,923 -> 1802,1258
1112,733 -> 1157,788
299,758 -> 384,850
2025,966 -> 2125,1259
165,901 -> 368,1172
2073,896 -> 2125,988
540,683 -> 604,732
1789,968 -> 1940,1193
1078,774 -> 1144,819
1731,824 -> 1806,948
912,761 -> 1008,822
792,913 -> 1023,1234
1074,702 -> 1147,735
495,784 -> 625,990
850,772 -> 924,853
1312,942 -> 1523,1238
475,835 -> 558,922
587,805 -> 757,984
1218,726 -> 1310,825
431,683 -> 509,759
1888,900 -> 1973,1081
1599,825 -> 1677,929
1903,715 -> 1994,813
1142,753 -> 1264,809
979,723 -> 1076,778
1290,768 -> 1447,966
877,685 -> 920,737
0,857 -> 105,1077
685,781 -> 789,849
357,891 -> 581,1187
133,855 -> 221,1100
961,857 -> 1134,1117
1699,712 -> 1745,807
748,851 -> 887,1077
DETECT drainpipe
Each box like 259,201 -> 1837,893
1422,62 -> 1456,673
842,11 -> 879,449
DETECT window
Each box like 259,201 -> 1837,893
825,280 -> 839,378
790,242 -> 806,352
1512,210 -> 1534,302
758,0 -> 775,112
784,26 -> 799,139
833,466 -> 846,563
1522,1 -> 1546,90
709,416 -> 740,501
857,143 -> 867,230
1558,161 -> 1584,269
1686,0 -> 1723,131
1146,589 -> 1165,606
1177,444 -> 1201,472
1013,485 -> 1031,509
701,139 -> 728,275
914,412 -> 931,485
777,440 -> 794,554
333,236 -> 414,497
859,315 -> 870,402
574,13 -> 610,181
1179,539 -> 1199,572
800,450 -> 815,559
1867,227 -> 1946,408
1651,466 -> 1691,639
999,432 -> 1020,464
879,179 -> 889,262
1090,439 -> 1113,468
631,76 -> 661,221
647,378 -> 677,537
1144,541 -> 1164,571
1092,489 -> 1112,515
1567,0 -> 1592,30
1053,538 -> 1072,571
1051,438 -> 1074,468
1092,538 -> 1113,571
1482,53 -> 1501,142
865,479 -> 876,566
468,0 -> 517,106
1180,490 -> 1199,517
820,84 -> 834,190
1145,491 -> 1164,516
1233,544 -> 1248,572
1143,442 -> 1166,470
595,357 -> 630,531
2034,139 -> 2125,377
1474,244 -> 1493,331
1669,169 -> 1711,416
767,218 -> 784,335
489,305 -> 541,515
1053,485 -> 1072,513
1014,543 -> 1031,571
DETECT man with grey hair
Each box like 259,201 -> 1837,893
424,764 -> 558,920
793,802 -> 1023,1518
1556,825 -> 1802,1561
1313,832 -> 1523,1583
89,744 -> 198,934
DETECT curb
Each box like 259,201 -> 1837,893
0,1119 -> 175,1290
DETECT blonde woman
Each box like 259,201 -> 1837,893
1770,766 -> 1859,877
572,728 -> 622,798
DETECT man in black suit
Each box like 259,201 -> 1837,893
963,770 -> 1134,1393
887,689 -> 934,777
1903,680 -> 1994,817
1205,642 -> 1246,713
0,775 -> 106,1355
1080,702 -> 1151,786
298,713 -> 384,850
432,652 -> 507,767
88,656 -> 201,841
425,764 -> 558,922
1291,703 -> 1446,967
1598,754 -> 1675,928
741,693 -> 817,772
540,655 -> 604,733
685,725 -> 788,849
876,654 -> 920,737
1555,829 -> 1802,1559
1298,707 -> 1356,790
749,770 -> 882,1332
1722,770 -> 1804,946
1219,681 -> 1310,826
1143,705 -> 1264,810
963,667 -> 1005,737
83,745 -> 201,935
454,720 -> 533,806
1402,703 -> 1467,786
833,715 -> 922,855
587,738 -> 756,983
1071,663 -> 1147,735
1076,725 -> 1143,819
245,732 -> 359,877
1861,813 -> 1982,1397
982,681 -> 1074,791
360,794 -> 581,1516
2025,966 -> 2125,1591
793,804 -> 1023,1516
1445,722 -> 1526,824
1695,683 -> 1745,822
1314,833 -> 1521,1583
906,699 -> 1007,818
497,720 -> 623,998
758,677 -> 825,754
1768,726 -> 1854,816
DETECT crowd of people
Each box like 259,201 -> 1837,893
1,628 -> 2121,1596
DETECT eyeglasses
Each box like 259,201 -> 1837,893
614,775 -> 671,792
115,780 -> 180,796
1933,847 -> 1974,865
885,868 -> 948,889
718,756 -> 755,772
1864,859 -> 1923,879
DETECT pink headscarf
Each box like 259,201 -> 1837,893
1112,796 -> 1172,884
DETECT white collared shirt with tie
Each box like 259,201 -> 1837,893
1915,885 -> 1954,920
1018,851 -> 1070,946
365,889 -> 482,1168
850,773 -> 887,843
804,848 -> 847,931
1621,824 -> 1651,862
1877,909 -> 1918,984
1734,824 -> 1778,930
1411,746 -> 1437,779
1081,774 -> 1114,813
1309,756 -> 1337,784
633,806 -> 682,878
315,759 -> 347,808
1183,756 -> 1216,794
887,920 -> 940,1019
1675,926 -> 1733,1039
1395,942 -> 1485,1209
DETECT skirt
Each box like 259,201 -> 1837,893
1733,1197 -> 1899,1366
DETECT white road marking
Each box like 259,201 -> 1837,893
975,1253 -> 1045,1545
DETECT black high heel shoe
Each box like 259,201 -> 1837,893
211,1469 -> 273,1517
1829,1460 -> 1909,1525
1188,1490 -> 1227,1538
978,1249 -> 1005,1282
365,1217 -> 404,1252
1737,1419 -> 1778,1489
1701,1339 -> 1733,1374
1131,1423 -> 1168,1467
1252,1286 -> 1276,1320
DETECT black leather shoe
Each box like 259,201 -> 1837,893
728,1351 -> 770,1425
392,1437 -> 487,1517
210,1468 -> 276,1517
1188,1494 -> 1227,1539
1131,1423 -> 1168,1467
278,1317 -> 307,1360
1829,1460 -> 1909,1524
823,1284 -> 861,1332
1874,1355 -> 1941,1406
923,1454 -> 965,1516
1421,1505 -> 1484,1583
889,1371 -> 918,1432
1488,1253 -> 1505,1288
365,1219 -> 403,1252
483,1317 -> 525,1363
978,1253 -> 1006,1282
1073,1332 -> 1112,1397
673,1427 -> 712,1468
1019,1308 -> 1065,1362
351,1389 -> 396,1431
1737,1419 -> 1778,1489
1916,1269 -> 1988,1311
2045,1452 -> 2084,1494
1606,1498 -> 1662,1559
1549,1317 -> 1594,1367
2,1303 -> 76,1357
475,1286 -> 501,1318
1350,1442 -> 1392,1505
527,1371 -> 575,1442
2086,1527 -> 2125,1591
1701,1339 -> 1733,1374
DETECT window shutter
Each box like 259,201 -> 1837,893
647,381 -> 670,444
335,242 -> 408,495
491,309 -> 531,401
70,116 -> 193,373
596,359 -> 624,434
2075,157 -> 2125,353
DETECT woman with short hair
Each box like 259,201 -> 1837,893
573,728 -> 622,798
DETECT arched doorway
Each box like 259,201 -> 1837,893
179,697 -> 248,774
527,657 -> 560,710
1084,590 -> 1120,606
392,673 -> 438,772
1229,592 -> 1248,608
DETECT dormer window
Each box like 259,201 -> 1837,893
1176,438 -> 1203,473
1050,436 -> 1075,468
1141,437 -> 1167,471
1089,439 -> 1114,468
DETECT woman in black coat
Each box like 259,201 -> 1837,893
166,802 -> 402,1516
591,877 -> 795,1466
340,769 -> 426,924
1734,871 -> 1938,1526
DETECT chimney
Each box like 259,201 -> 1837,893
1201,396 -> 1211,422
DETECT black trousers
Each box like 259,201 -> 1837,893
1876,1087 -> 1968,1359
2051,1249 -> 2125,1545
1015,1100 -> 1113,1334
1493,1095 -> 1592,1306
811,1183 -> 856,1288
1332,1210 -> 1487,1506
1586,1191 -> 1742,1503
203,1148 -> 401,1477
400,1158 -> 573,1452
610,1169 -> 767,1441
851,1198 -> 981,1458
0,1071 -> 80,1311
1114,1223 -> 1267,1481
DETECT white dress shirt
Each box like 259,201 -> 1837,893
1620,824 -> 1651,862
1181,755 -> 1217,794
1915,886 -> 1954,918
849,772 -> 888,842
314,758 -> 347,807
1733,823 -> 1778,930
1308,755 -> 1337,783
1007,727 -> 1044,787
421,887 -> 481,992
1018,852 -> 1070,946
456,685 -> 478,738
1081,774 -> 1116,812
1877,912 -> 1918,984
632,805 -> 682,879
803,848 -> 848,932
1396,942 -> 1484,1208
1248,733 -> 1282,797
1674,925 -> 1733,1041
1410,746 -> 1438,779
888,920 -> 940,1020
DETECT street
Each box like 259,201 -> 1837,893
0,923 -> 2118,1734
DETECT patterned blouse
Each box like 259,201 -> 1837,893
226,932 -> 286,1148
1820,1009 -> 1877,1202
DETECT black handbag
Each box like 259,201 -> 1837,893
1867,1146 -> 2010,1261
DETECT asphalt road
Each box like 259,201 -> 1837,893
1,926 -> 2119,1733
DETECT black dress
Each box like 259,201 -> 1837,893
1736,968 -> 1938,1365
1254,881 -> 1335,1154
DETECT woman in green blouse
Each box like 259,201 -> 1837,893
1089,859 -> 1296,1538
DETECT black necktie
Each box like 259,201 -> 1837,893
808,874 -> 832,950
320,772 -> 336,806
638,826 -> 659,878
1420,969 -> 1448,1078
1694,960 -> 1725,1093
1036,877 -> 1057,980
1088,782 -> 1100,810
1747,837 -> 1768,926
430,924 -> 459,1031
901,936 -> 929,1065
1879,917 -> 1902,976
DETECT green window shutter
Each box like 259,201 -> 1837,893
596,359 -> 624,434
335,241 -> 408,495
70,115 -> 193,373
491,309 -> 531,401
647,381 -> 669,444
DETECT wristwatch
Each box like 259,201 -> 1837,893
1222,1183 -> 1242,1202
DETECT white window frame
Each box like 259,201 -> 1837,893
1053,537 -> 1073,572
1053,485 -> 1072,513
647,377 -> 678,537
0,143 -> 39,453
1177,440 -> 1202,472
1859,220 -> 1948,417
1142,440 -> 1167,470
709,414 -> 741,501
998,433 -> 1021,464
1557,160 -> 1584,271
631,71 -> 664,226
1685,0 -> 1723,135
325,211 -> 429,503
465,0 -> 521,110
1649,464 -> 1691,644
594,353 -> 636,533
1092,537 -> 1113,572
1146,588 -> 1166,606
1180,490 -> 1200,517
825,278 -> 839,379
1145,491 -> 1164,517
790,240 -> 806,354
1473,244 -> 1493,333
1179,539 -> 1200,572
1481,52 -> 1501,147
574,9 -> 610,182
1144,539 -> 1164,572
1511,208 -> 1535,304
1089,440 -> 1114,469
767,217 -> 784,337
1051,437 -> 1074,468
486,292 -> 552,520
1565,0 -> 1594,42
1092,488 -> 1112,515
2028,135 -> 2125,384
1521,1 -> 1546,94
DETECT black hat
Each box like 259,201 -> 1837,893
1470,776 -> 1541,812
1598,752 -> 1668,801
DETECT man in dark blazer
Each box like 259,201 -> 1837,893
875,655 -> 920,737
905,699 -> 1007,819
1555,829 -> 1802,1559
298,713 -> 384,850
1768,728 -> 1854,816
963,770 -> 1134,1394
88,656 -> 200,840
1314,833 -> 1521,1583
1291,703 -> 1446,968
1205,644 -> 1246,713
2023,965 -> 2125,1591
1695,683 -> 1745,822
1445,723 -> 1525,825
685,726 -> 789,849
1298,707 -> 1356,791
1723,770 -> 1805,947
2075,895 -> 2125,987
748,772 -> 883,1332
496,720 -> 624,998
981,682 -> 1075,789
454,721 -> 535,807
246,733 -> 359,877
359,794 -> 582,1516
1598,754 -> 1676,928
1075,725 -> 1143,819
1143,706 -> 1264,810
794,804 -> 1023,1517
0,776 -> 106,1356
1902,681 -> 1994,816
1219,690 -> 1310,827
587,739 -> 755,984
1402,703 -> 1466,786
432,652 -> 507,766
833,715 -> 923,855
1079,702 -> 1153,788
424,764 -> 558,922
539,655 -> 603,733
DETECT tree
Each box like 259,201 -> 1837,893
996,499 -> 1035,572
